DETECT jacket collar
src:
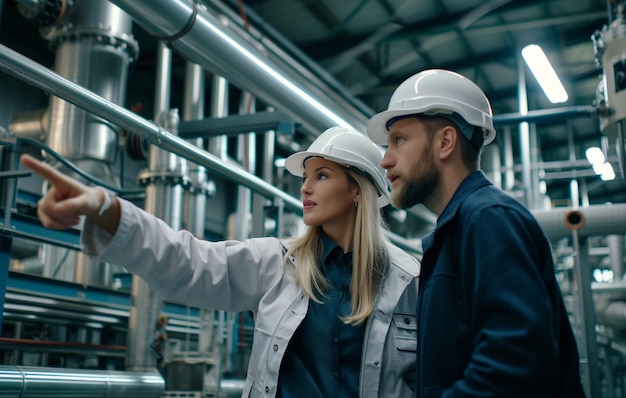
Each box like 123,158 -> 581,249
422,170 -> 491,252
437,170 -> 491,228
385,241 -> 420,277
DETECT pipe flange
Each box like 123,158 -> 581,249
138,171 -> 190,188
17,0 -> 65,27
43,27 -> 140,63
185,179 -> 216,197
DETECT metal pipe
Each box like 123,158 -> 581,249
9,108 -> 48,140
0,37 -> 421,254
108,0 -> 365,136
608,235 -> 625,280
182,62 -> 210,238
517,51 -> 533,209
208,75 -> 229,160
503,126 -> 515,191
493,105 -> 596,126
0,42 -> 301,212
218,0 -> 374,118
46,0 -> 136,164
532,204 -> 626,240
0,365 -> 164,397
234,92 -> 256,242
570,231 -> 600,398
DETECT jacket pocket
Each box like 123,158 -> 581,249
392,313 -> 417,353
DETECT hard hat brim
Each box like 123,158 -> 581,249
367,109 -> 418,145
284,151 -> 349,177
285,150 -> 390,208
367,109 -> 497,146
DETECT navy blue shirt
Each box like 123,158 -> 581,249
277,233 -> 366,397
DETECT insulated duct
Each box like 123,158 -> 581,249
532,203 -> 626,240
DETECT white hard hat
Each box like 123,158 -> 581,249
367,69 -> 496,147
285,126 -> 390,208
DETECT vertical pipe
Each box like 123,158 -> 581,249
251,108 -> 276,238
153,42 -> 172,123
234,92 -> 256,242
517,52 -> 533,208
128,41 -> 180,372
182,62 -> 209,238
41,0 -> 136,287
481,140 -> 502,189
567,120 -> 580,209
579,178 -> 590,208
195,73 -> 230,393
180,63 -> 221,393
503,126 -> 515,191
208,75 -> 229,160
608,235 -> 625,280
570,231 -> 601,397
570,179 -> 580,210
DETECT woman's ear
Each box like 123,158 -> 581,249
352,186 -> 361,203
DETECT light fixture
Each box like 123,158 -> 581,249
521,44 -> 568,104
585,147 -> 605,164
585,146 -> 615,181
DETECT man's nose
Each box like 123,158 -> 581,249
380,151 -> 393,169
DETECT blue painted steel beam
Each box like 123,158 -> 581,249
0,210 -> 80,250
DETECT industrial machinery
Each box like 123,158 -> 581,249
0,0 -> 625,397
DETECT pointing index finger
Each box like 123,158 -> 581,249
20,154 -> 77,188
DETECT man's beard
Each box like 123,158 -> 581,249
391,148 -> 439,210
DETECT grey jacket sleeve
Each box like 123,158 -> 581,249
81,197 -> 285,312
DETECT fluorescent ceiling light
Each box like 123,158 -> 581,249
585,146 -> 615,181
521,44 -> 568,104
585,147 -> 605,164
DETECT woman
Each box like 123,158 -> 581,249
20,126 -> 420,398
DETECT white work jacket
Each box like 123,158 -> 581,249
82,198 -> 420,398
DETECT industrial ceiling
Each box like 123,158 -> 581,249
1,0 -> 624,209
229,0 -> 624,207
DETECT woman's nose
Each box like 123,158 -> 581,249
301,180 -> 312,194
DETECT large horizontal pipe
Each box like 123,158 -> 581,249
0,365 -> 164,397
532,203 -> 626,240
110,0 -> 367,137
0,43 -> 421,254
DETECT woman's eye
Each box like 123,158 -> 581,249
317,173 -> 328,180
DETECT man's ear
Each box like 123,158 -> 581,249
438,125 -> 457,160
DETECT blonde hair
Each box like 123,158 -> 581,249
284,167 -> 389,325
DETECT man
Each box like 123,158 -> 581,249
367,69 -> 585,397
